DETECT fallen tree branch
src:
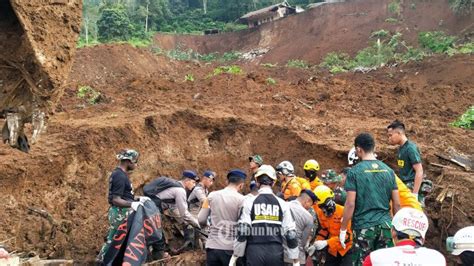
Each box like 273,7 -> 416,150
297,99 -> 313,110
430,162 -> 457,170
27,207 -> 57,239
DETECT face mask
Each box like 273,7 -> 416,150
305,170 -> 317,181
320,199 -> 336,216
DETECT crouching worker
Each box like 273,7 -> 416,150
98,149 -> 150,262
363,207 -> 445,265
230,165 -> 300,266
285,189 -> 317,266
308,185 -> 353,266
143,170 -> 201,256
198,169 -> 247,266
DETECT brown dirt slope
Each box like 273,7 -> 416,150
0,0 -> 81,113
154,0 -> 474,64
0,43 -> 472,262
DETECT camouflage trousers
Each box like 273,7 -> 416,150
97,206 -> 129,261
352,222 -> 394,266
405,181 -> 426,207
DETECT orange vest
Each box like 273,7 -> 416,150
395,175 -> 422,211
309,177 -> 323,191
296,176 -> 311,190
315,204 -> 353,257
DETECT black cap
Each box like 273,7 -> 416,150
301,189 -> 318,203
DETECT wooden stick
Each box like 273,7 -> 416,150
297,99 -> 313,110
430,162 -> 456,170
0,237 -> 15,244
454,205 -> 468,217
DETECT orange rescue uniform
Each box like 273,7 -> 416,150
309,177 -> 324,191
395,175 -> 422,211
281,177 -> 303,200
315,204 -> 353,257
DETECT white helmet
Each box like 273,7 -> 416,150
447,226 -> 474,255
348,147 -> 359,165
392,207 -> 429,239
276,161 -> 295,176
254,165 -> 277,181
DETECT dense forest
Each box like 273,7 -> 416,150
81,0 -> 324,44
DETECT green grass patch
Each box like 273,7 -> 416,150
286,59 -> 309,69
371,29 -> 390,39
184,74 -> 195,82
451,106 -> 474,129
266,77 -> 277,85
388,1 -> 401,15
77,85 -> 101,105
261,63 -> 278,68
209,65 -> 243,77
385,18 -> 399,23
418,31 -> 456,53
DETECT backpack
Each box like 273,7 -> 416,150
143,177 -> 183,210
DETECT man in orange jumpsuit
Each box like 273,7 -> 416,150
308,185 -> 353,266
303,159 -> 324,190
276,160 -> 309,201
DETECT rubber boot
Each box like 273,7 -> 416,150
31,109 -> 45,145
6,112 -> 20,147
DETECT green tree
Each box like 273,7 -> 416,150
450,0 -> 473,15
97,6 -> 133,41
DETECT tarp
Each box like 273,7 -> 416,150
103,200 -> 163,266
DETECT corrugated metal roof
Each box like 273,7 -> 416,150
240,1 -> 291,20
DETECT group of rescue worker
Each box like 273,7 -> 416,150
96,120 -> 474,266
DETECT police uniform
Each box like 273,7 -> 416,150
233,187 -> 299,266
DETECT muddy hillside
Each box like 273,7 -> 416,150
155,0 -> 473,64
0,0 -> 473,264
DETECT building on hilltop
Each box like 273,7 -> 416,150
238,1 -> 303,28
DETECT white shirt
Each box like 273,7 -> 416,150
367,241 -> 446,266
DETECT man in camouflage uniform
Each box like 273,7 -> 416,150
340,133 -> 401,266
320,169 -> 347,205
97,149 -> 149,261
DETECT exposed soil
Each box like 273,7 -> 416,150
0,0 -> 473,264
155,0 -> 474,64
0,0 -> 81,113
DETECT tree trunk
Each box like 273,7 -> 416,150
145,3 -> 149,32
84,16 -> 89,44
203,0 -> 207,14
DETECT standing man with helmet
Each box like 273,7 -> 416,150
387,120 -> 427,205
303,159 -> 324,190
447,226 -> 474,266
320,169 -> 346,206
98,149 -> 148,261
363,207 -> 445,265
307,185 -> 353,266
276,160 -> 309,201
230,165 -> 300,266
249,154 -> 263,196
340,133 -> 401,265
